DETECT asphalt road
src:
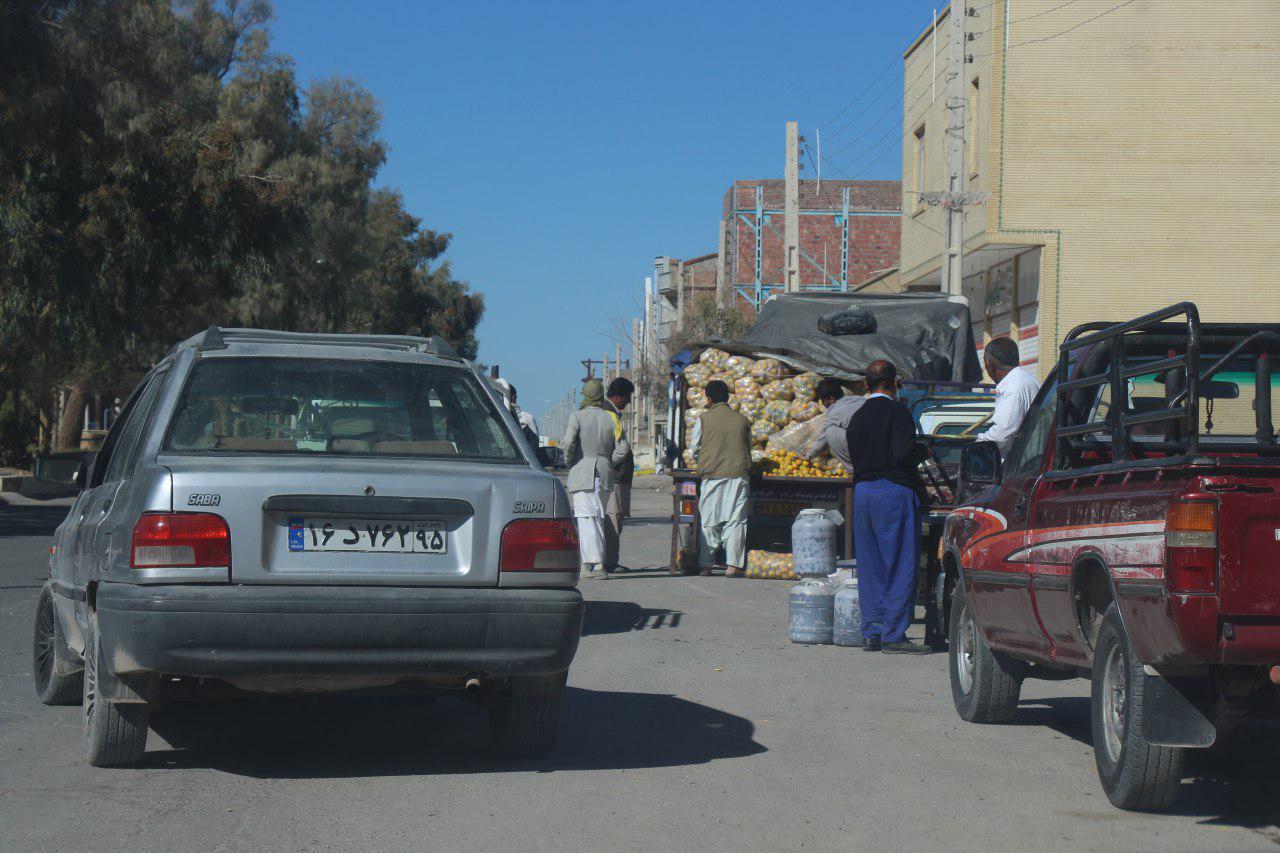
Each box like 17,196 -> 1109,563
1,479 -> 1278,851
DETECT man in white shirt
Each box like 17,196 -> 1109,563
976,336 -> 1041,457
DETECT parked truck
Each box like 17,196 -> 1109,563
940,303 -> 1280,810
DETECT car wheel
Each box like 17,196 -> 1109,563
949,580 -> 1024,723
488,674 -> 565,758
83,614 -> 149,768
33,584 -> 82,706
1090,603 -> 1185,810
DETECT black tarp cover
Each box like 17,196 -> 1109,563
710,292 -> 981,383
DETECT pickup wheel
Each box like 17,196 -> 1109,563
83,614 -> 149,768
488,674 -> 565,758
33,584 -> 83,706
949,581 -> 1024,723
1090,604 -> 1185,810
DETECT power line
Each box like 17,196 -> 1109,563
1009,0 -> 1138,47
818,55 -> 900,131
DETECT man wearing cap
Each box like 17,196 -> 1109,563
689,380 -> 752,577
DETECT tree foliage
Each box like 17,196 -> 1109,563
0,0 -> 483,460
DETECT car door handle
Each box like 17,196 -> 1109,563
1014,497 -> 1029,514
100,499 -> 112,514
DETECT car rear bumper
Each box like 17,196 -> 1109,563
94,582 -> 583,680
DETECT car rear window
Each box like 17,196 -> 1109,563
163,357 -> 523,461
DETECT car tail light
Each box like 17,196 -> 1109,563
500,519 -> 579,572
131,512 -> 231,569
679,499 -> 697,517
1166,501 -> 1216,593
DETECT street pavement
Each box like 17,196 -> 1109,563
1,478 -> 1278,851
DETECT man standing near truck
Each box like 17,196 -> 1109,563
976,336 -> 1040,458
845,360 -> 930,654
690,380 -> 752,577
813,377 -> 865,471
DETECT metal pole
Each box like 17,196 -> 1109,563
784,121 -> 800,292
941,0 -> 967,296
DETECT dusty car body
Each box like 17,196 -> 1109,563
32,327 -> 583,767
939,304 -> 1280,810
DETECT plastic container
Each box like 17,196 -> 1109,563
833,578 -> 862,646
788,579 -> 835,644
792,509 -> 841,578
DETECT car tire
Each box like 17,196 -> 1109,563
83,614 -> 149,768
488,674 -> 565,759
949,580 -> 1024,723
33,584 -> 83,706
1090,603 -> 1185,810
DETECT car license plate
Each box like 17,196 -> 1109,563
287,518 -> 447,554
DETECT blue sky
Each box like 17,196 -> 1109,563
269,0 -> 940,424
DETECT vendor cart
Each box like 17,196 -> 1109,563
669,470 -> 853,574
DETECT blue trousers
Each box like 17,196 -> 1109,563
853,479 -> 920,643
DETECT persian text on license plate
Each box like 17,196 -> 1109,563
287,518 -> 447,553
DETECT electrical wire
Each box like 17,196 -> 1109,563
818,55 -> 900,131
1009,0 -> 1139,47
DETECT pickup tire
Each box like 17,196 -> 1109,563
33,584 -> 82,706
1090,604 -> 1185,810
949,581 -> 1024,723
83,614 -> 149,768
488,674 -> 565,758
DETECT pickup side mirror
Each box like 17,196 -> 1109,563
534,446 -> 562,468
959,441 -> 1002,487
34,452 -> 94,489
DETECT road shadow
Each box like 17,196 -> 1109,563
1173,724 -> 1280,837
1011,696 -> 1093,747
0,502 -> 70,538
623,516 -> 672,525
145,686 -> 764,779
1012,696 -> 1279,834
582,600 -> 683,635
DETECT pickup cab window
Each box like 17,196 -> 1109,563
1003,379 -> 1057,480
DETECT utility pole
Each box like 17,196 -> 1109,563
715,219 -> 728,308
784,121 -> 800,293
941,0 -> 967,296
922,3 -> 987,293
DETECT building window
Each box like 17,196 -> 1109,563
968,77 -> 980,178
913,124 -> 926,214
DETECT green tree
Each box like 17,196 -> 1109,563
0,0 -> 484,458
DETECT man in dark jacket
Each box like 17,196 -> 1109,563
845,360 -> 930,654
604,377 -> 635,573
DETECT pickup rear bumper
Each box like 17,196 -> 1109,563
94,582 -> 584,680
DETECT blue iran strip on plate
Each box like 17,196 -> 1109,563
288,517 -> 447,553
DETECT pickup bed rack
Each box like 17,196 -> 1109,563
1056,302 -> 1280,467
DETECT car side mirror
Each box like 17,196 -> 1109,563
959,441 -> 1002,487
535,446 -> 559,468
34,452 -> 93,489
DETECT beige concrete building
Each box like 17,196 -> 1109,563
899,1 -> 1280,378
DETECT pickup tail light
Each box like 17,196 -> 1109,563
1165,501 -> 1217,593
500,519 -> 579,572
131,512 -> 231,569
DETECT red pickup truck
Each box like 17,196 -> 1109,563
940,303 -> 1280,811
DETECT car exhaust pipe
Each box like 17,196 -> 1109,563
464,676 -> 484,695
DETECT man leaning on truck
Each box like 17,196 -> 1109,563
976,336 -> 1040,458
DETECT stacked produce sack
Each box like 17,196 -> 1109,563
745,549 -> 798,580
682,351 -> 846,478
